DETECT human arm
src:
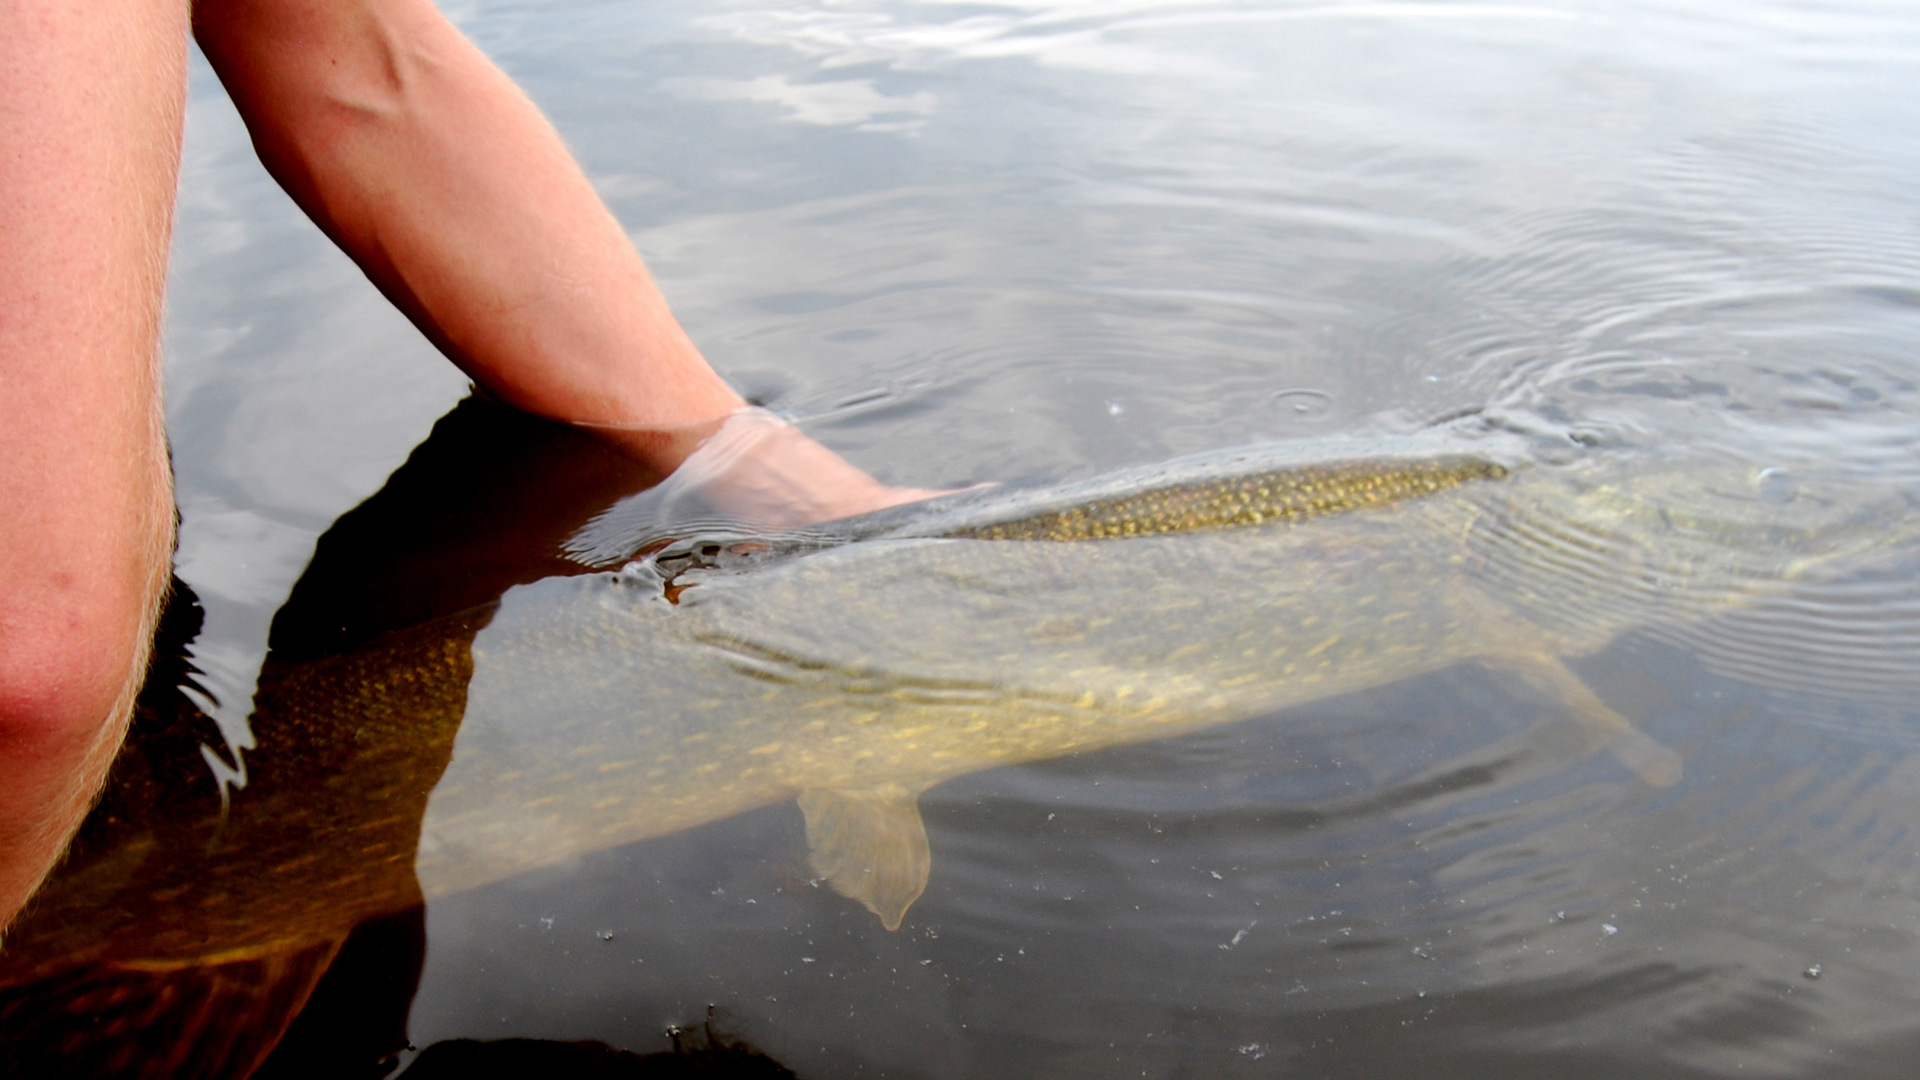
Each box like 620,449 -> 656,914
191,0 -> 932,526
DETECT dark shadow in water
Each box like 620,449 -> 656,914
0,396 -> 799,1079
265,394 -> 673,664
251,907 -> 426,1080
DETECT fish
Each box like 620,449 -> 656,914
415,431 -> 1920,931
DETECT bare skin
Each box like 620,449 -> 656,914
191,0 -> 937,523
1,0 -> 931,930
0,0 -> 186,935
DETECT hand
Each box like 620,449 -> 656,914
581,408 -> 952,532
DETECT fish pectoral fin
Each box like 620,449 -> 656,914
1480,652 -> 1682,788
798,784 -> 931,932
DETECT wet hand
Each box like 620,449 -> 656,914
580,407 -> 952,531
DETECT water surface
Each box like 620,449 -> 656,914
9,0 -> 1920,1076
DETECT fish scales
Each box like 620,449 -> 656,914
939,457 -> 1510,541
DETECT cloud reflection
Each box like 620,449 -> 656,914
662,74 -> 935,132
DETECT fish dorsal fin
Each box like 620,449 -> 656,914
798,785 -> 930,931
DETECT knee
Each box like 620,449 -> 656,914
0,557 -> 168,929
0,556 -> 170,756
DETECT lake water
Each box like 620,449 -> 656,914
7,0 -> 1920,1076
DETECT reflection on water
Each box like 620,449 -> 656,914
0,402 -> 631,1075
9,0 -> 1920,1075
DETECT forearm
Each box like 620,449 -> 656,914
192,0 -> 746,443
196,0 -> 945,525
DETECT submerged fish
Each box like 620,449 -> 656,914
420,446 -> 1519,930
416,434 -> 1918,930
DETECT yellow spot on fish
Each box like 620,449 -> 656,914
749,742 -> 783,755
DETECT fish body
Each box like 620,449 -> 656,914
427,502 -> 1501,929
419,438 -> 1917,928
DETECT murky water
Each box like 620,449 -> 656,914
6,0 -> 1920,1076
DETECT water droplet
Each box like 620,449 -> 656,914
1602,924 -> 1619,936
1270,388 -> 1333,418
1804,964 -> 1823,980
1755,467 -> 1799,505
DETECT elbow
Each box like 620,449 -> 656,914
196,0 -> 444,136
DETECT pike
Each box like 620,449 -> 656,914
417,429 -> 1918,930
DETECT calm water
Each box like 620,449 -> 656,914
7,0 -> 1920,1076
